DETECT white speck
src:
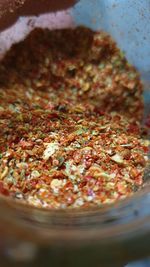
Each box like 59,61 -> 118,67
111,154 -> 123,164
73,185 -> 79,193
26,91 -> 32,99
144,156 -> 149,161
5,151 -> 11,157
62,179 -> 67,186
110,173 -> 116,179
43,142 -> 59,160
27,195 -> 42,207
31,170 -> 40,178
73,198 -> 84,207
42,202 -> 49,208
16,162 -> 28,169
65,161 -> 85,180
106,149 -> 112,155
51,179 -> 63,191
120,144 -> 132,147
39,188 -> 47,194
85,196 -> 94,202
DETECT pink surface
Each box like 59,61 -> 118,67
0,10 -> 74,58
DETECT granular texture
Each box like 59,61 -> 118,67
0,27 -> 143,120
0,27 -> 148,209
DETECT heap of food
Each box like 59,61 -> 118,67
0,27 -> 149,209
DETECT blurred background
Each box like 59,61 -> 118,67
0,0 -> 150,266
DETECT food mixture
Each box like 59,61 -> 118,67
0,27 -> 149,209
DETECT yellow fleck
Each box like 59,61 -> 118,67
0,166 -> 8,180
51,179 -> 63,190
83,83 -> 90,92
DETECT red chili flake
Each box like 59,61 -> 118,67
85,176 -> 93,181
0,182 -> 9,196
143,146 -> 149,153
30,179 -> 38,188
94,107 -> 105,116
19,140 -> 33,149
127,123 -> 140,135
47,113 -> 59,120
0,26 -> 148,209
79,181 -> 87,188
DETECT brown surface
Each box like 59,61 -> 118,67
0,0 -> 77,31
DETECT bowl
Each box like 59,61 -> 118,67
0,1 -> 150,266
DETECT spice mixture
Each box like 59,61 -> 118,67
0,27 -> 149,209
0,27 -> 143,120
